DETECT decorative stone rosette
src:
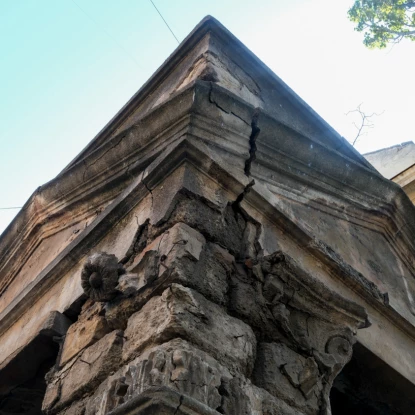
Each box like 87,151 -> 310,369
81,252 -> 125,302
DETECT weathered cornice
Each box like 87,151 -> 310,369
0,86 -> 197,298
61,16 -> 374,173
2,79 -> 415,325
191,82 -> 415,272
1,136 -> 415,347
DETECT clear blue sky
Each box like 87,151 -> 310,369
1,0 -> 414,233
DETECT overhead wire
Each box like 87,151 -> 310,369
149,0 -> 180,44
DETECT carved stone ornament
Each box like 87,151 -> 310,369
251,252 -> 370,414
81,252 -> 125,302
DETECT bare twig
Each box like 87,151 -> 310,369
346,103 -> 384,146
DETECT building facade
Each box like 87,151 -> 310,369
365,141 -> 415,204
0,17 -> 414,415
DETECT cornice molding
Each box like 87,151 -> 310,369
61,16 -> 374,174
2,80 -> 415,325
0,87 -> 197,296
1,138 -> 415,349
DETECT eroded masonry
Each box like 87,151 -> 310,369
1,17 -> 415,415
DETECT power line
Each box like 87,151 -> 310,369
70,0 -> 143,69
0,207 -> 22,210
149,0 -> 180,44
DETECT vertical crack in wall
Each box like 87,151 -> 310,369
232,180 -> 255,215
208,82 -> 229,114
208,82 -> 261,178
143,181 -> 154,211
244,109 -> 261,177
120,219 -> 150,266
174,394 -> 184,414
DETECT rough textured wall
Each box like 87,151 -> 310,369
41,162 -> 368,415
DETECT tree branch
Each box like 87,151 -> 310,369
346,104 -> 384,146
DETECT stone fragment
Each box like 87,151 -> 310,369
56,398 -> 88,415
123,284 -> 256,375
241,221 -> 259,260
86,339 -> 231,414
43,379 -> 61,413
253,342 -> 321,413
40,310 -> 73,337
261,396 -> 307,415
119,249 -> 160,295
121,222 -> 206,295
217,376 -> 251,415
92,386 -> 221,415
262,274 -> 284,304
150,189 -> 247,257
106,225 -> 233,328
191,242 -> 233,305
60,310 -> 111,367
43,330 -> 123,413
129,222 -> 205,272
116,272 -> 145,296
228,270 -> 277,337
298,358 -> 320,398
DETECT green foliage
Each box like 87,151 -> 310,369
348,1 -> 415,48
